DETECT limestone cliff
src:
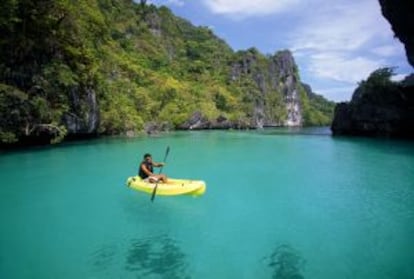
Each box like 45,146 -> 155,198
271,51 -> 303,127
63,87 -> 99,136
229,49 -> 302,128
179,49 -> 311,130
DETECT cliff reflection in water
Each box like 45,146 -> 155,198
266,244 -> 306,279
125,235 -> 190,279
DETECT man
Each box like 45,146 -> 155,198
138,153 -> 168,183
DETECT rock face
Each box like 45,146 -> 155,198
63,87 -> 100,136
178,111 -> 250,130
229,49 -> 302,128
271,51 -> 302,126
180,49 -> 304,131
331,74 -> 414,138
379,0 -> 414,67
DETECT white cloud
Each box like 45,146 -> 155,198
306,53 -> 384,83
202,0 -> 300,17
291,1 -> 388,52
292,14 -> 375,52
371,45 -> 401,57
289,0 -> 400,85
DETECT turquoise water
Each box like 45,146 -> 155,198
1,129 -> 414,279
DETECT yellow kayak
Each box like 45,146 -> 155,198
126,176 -> 206,197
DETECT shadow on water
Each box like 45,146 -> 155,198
264,244 -> 306,279
90,244 -> 118,271
125,235 -> 190,279
90,235 -> 190,278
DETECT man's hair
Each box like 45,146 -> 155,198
144,153 -> 151,159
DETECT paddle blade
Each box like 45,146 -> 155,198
150,184 -> 158,202
164,146 -> 170,161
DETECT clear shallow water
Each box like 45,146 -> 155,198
1,129 -> 414,279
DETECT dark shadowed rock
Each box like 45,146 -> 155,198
178,111 -> 210,130
144,121 -> 172,134
178,111 -> 252,130
331,75 -> 414,138
379,0 -> 414,67
331,103 -> 352,135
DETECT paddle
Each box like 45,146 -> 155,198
150,146 -> 170,202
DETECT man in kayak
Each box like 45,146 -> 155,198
139,153 -> 168,183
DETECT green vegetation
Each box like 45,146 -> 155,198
0,0 -> 335,146
354,67 -> 401,103
299,86 -> 335,126
344,67 -> 409,113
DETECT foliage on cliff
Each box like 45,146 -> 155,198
299,87 -> 335,126
0,0 -> 334,145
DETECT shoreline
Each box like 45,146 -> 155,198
3,126 -> 414,152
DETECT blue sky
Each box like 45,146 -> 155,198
147,0 -> 412,102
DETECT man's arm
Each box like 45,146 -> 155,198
141,164 -> 153,176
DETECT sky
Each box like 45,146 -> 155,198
147,0 -> 412,102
